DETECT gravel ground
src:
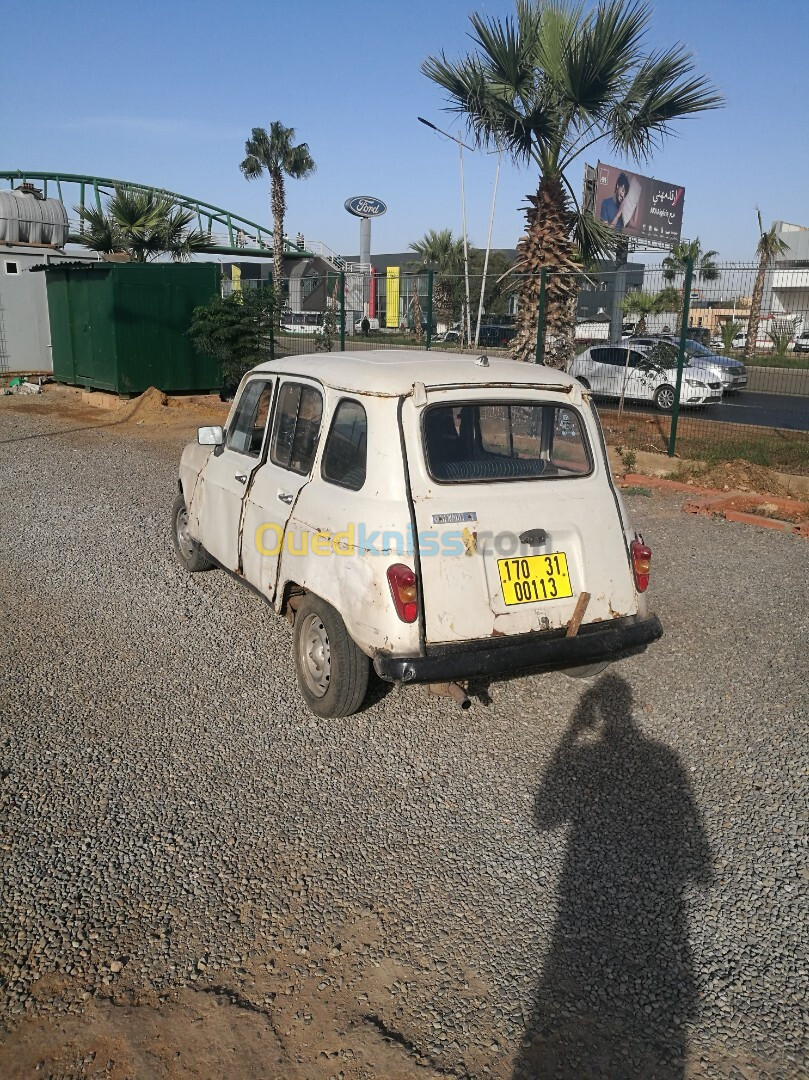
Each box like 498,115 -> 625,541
0,396 -> 807,1079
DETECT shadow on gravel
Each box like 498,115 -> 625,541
514,674 -> 713,1079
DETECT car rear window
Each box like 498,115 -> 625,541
423,403 -> 591,483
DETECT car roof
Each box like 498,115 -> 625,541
248,349 -> 578,397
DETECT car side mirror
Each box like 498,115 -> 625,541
198,425 -> 224,446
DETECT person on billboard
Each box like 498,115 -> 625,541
600,173 -> 630,230
600,172 -> 642,232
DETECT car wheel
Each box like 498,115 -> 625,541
562,661 -> 611,679
293,595 -> 370,718
653,385 -> 676,412
171,493 -> 213,573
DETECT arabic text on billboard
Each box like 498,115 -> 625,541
594,163 -> 684,244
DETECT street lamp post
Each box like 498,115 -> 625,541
418,117 -> 473,345
474,146 -> 501,348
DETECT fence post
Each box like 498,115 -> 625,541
535,268 -> 547,364
426,270 -> 434,351
339,271 -> 346,352
668,256 -> 694,457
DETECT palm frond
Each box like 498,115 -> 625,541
570,209 -> 615,264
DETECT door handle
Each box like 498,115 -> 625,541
277,491 -> 294,504
235,474 -> 247,484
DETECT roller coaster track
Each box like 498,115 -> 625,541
0,169 -> 310,258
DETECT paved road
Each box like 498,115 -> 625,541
600,390 -> 809,431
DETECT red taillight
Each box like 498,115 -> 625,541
387,563 -> 419,623
630,538 -> 652,592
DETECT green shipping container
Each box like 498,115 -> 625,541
44,262 -> 220,394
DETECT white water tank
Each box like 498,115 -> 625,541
0,186 -> 69,247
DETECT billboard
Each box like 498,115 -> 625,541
594,162 -> 684,244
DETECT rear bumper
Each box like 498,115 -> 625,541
373,614 -> 663,684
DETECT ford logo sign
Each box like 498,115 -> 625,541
345,196 -> 387,218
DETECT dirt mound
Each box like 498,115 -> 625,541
118,387 -> 227,428
667,458 -> 789,496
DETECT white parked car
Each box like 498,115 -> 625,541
569,342 -> 723,412
172,351 -> 662,717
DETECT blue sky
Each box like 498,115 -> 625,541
4,0 -> 809,262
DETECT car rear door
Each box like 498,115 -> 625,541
402,390 -> 639,645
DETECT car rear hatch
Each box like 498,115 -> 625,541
401,388 -> 639,645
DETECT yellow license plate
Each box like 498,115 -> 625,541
498,552 -> 573,605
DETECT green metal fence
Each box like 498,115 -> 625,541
222,260 -> 808,474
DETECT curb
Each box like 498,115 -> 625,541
616,474 -> 809,538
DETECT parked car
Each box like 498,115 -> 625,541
792,331 -> 809,353
354,316 -> 380,333
172,351 -> 662,717
731,330 -> 775,352
626,336 -> 747,393
570,342 -> 723,411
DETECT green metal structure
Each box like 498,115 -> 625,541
1,170 -> 310,259
43,262 -> 221,394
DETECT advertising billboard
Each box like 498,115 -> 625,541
594,162 -> 684,244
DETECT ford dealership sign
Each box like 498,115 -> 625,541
344,196 -> 387,218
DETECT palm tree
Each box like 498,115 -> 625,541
620,286 -> 679,335
746,210 -> 788,359
662,239 -> 719,288
408,229 -> 468,332
240,123 -> 316,317
71,188 -> 211,262
718,320 -> 742,351
661,239 -> 719,331
422,0 -> 722,367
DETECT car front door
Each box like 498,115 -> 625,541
240,378 -> 324,599
193,377 -> 275,573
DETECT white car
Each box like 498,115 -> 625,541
569,343 -> 723,412
172,351 -> 662,717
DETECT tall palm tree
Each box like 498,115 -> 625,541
746,210 -> 788,359
662,238 -> 719,331
408,228 -> 467,330
422,0 -> 722,366
240,123 -> 316,316
662,239 -> 719,288
71,188 -> 211,262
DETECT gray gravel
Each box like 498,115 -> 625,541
0,401 -> 807,1077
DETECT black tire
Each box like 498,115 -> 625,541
171,492 -> 213,573
653,384 -> 676,412
292,594 -> 370,718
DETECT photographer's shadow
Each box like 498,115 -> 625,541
515,674 -> 713,1079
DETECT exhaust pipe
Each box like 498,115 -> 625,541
429,681 -> 471,709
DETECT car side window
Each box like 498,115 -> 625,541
226,379 -> 274,456
592,348 -> 626,367
590,348 -> 612,366
270,382 -> 324,475
321,399 -> 368,491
